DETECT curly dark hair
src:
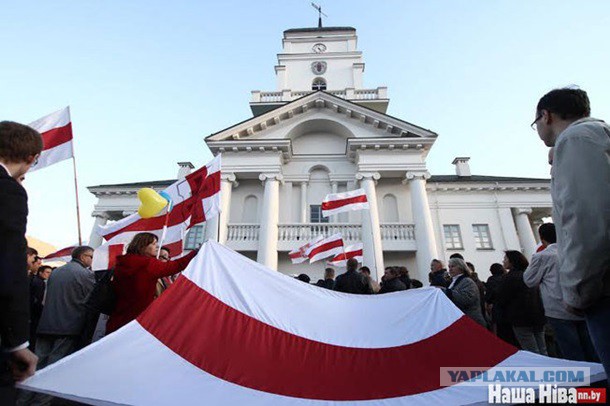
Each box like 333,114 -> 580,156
537,87 -> 590,120
0,121 -> 43,163
126,232 -> 158,256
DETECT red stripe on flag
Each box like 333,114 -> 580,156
138,277 -> 517,400
331,249 -> 363,262
41,123 -> 73,150
321,194 -> 368,211
162,240 -> 184,258
308,239 -> 343,259
43,246 -> 75,260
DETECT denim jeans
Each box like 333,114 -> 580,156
547,317 -> 598,362
584,296 -> 610,382
513,326 -> 548,355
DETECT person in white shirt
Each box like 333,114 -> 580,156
533,87 -> 610,376
524,223 -> 597,361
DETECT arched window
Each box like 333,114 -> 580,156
242,195 -> 259,222
312,77 -> 327,91
382,194 -> 399,222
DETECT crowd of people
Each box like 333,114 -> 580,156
1,86 -> 609,403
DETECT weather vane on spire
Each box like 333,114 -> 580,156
311,2 -> 327,28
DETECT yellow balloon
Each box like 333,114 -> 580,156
137,188 -> 168,219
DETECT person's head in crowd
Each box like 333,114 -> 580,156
383,266 -> 400,281
534,87 -> 590,147
126,232 -> 159,258
324,267 -> 335,280
447,258 -> 471,278
449,253 -> 464,260
503,250 -> 529,272
397,266 -> 409,278
37,265 -> 52,280
538,223 -> 557,247
359,266 -> 371,277
26,247 -> 39,274
296,274 -> 310,283
346,258 -> 358,272
0,121 -> 43,180
489,263 -> 506,277
159,246 -> 171,262
410,279 -> 423,289
72,245 -> 94,269
430,259 -> 444,272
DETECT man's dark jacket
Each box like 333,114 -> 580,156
315,278 -> 335,290
0,166 -> 30,349
334,270 -> 372,294
379,278 -> 407,294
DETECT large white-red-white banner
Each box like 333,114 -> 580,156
28,106 -> 74,172
19,242 -> 605,405
321,188 -> 369,218
327,243 -> 363,267
42,245 -> 77,263
92,155 -> 221,270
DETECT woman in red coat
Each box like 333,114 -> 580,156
106,232 -> 197,334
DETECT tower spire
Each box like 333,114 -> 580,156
311,2 -> 327,28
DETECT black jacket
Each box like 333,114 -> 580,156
496,269 -> 546,327
315,278 -> 335,290
429,269 -> 450,287
379,278 -> 407,294
334,270 -> 372,294
0,166 -> 30,349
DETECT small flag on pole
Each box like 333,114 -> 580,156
321,188 -> 369,217
327,243 -> 363,267
306,233 -> 344,263
289,236 -> 323,264
28,106 -> 74,172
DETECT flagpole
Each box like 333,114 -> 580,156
71,156 -> 83,245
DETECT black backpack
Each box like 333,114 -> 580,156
85,269 -> 117,316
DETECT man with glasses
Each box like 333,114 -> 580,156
533,87 -> 610,378
20,246 -> 96,405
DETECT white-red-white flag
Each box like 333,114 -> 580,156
327,243 -> 363,267
42,245 -> 77,263
28,107 -> 74,172
288,236 -> 323,264
19,242 -> 606,406
92,155 -> 221,270
321,188 -> 369,217
306,233 -> 344,263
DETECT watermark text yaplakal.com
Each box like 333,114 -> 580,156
440,366 -> 590,387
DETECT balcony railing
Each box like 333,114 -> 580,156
252,87 -> 388,103
278,223 -> 363,243
226,222 -> 416,252
227,223 -> 260,242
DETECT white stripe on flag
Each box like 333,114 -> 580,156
328,243 -> 363,266
306,233 -> 344,263
28,106 -> 70,132
29,140 -> 73,172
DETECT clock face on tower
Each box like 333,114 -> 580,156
312,43 -> 327,53
311,61 -> 327,75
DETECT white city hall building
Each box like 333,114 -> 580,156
88,26 -> 551,282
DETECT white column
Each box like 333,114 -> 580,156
356,172 -> 384,281
497,207 -> 521,249
218,173 -> 237,244
405,171 -> 439,279
89,212 -> 109,248
330,181 -> 339,223
205,216 -> 219,242
300,181 -> 308,223
513,208 -> 537,259
257,173 -> 282,270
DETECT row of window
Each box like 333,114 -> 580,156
443,224 -> 493,250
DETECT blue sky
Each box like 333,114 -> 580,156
2,1 -> 609,248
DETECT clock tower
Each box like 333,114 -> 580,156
250,26 -> 388,116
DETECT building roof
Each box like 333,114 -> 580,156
428,175 -> 549,183
283,27 -> 356,34
89,174 -> 549,191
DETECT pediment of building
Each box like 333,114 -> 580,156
206,91 -> 437,145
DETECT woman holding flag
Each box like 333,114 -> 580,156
106,232 -> 197,334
